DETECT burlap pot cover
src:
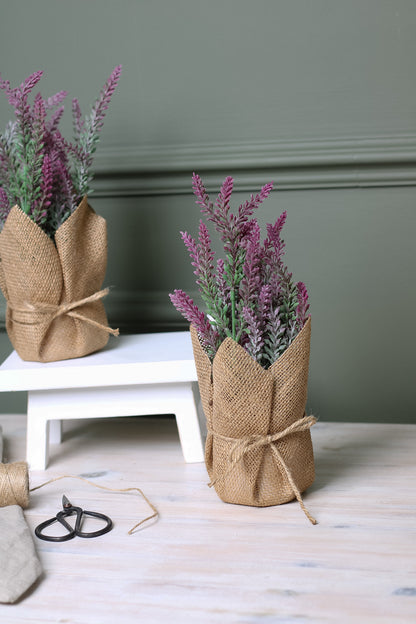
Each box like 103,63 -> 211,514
190,318 -> 316,521
0,196 -> 116,362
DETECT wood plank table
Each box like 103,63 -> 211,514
0,416 -> 414,623
0,332 -> 204,469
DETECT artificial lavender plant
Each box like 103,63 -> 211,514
0,66 -> 122,237
169,174 -> 310,368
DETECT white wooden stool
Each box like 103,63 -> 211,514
0,331 -> 205,469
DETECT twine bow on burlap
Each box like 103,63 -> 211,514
208,415 -> 318,525
9,287 -> 119,336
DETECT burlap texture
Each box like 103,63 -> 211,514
0,196 -> 111,362
190,318 -> 315,507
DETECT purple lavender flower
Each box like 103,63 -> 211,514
264,211 -> 287,260
181,222 -> 231,336
181,224 -> 216,298
242,306 -> 264,362
192,172 -> 213,214
0,66 -> 122,237
0,71 -> 44,164
296,281 -> 310,330
169,289 -> 220,358
0,122 -> 17,206
38,155 -> 53,210
44,90 -> 68,110
0,186 -> 10,228
69,65 -> 122,200
47,105 -> 65,135
261,211 -> 287,289
237,183 -> 274,226
0,71 -> 43,108
215,176 -> 234,216
258,284 -> 273,326
194,222 -> 217,309
264,304 -> 286,365
72,98 -> 84,138
170,174 -> 310,366
239,221 -> 262,309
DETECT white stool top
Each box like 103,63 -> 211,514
0,331 -> 198,392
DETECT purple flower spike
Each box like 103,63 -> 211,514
239,221 -> 262,308
89,65 -> 122,136
192,172 -> 213,214
296,281 -> 310,329
71,98 -> 84,137
215,176 -> 234,215
70,65 -> 122,199
0,186 -> 10,228
40,154 -> 53,208
242,306 -> 264,362
169,289 -> 220,358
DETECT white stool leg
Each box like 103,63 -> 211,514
171,382 -> 205,463
26,391 -> 50,470
49,420 -> 63,444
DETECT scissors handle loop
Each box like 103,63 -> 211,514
35,505 -> 113,542
74,509 -> 113,538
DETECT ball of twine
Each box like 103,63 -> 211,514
0,461 -> 30,508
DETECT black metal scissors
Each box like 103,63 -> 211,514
35,495 -> 113,542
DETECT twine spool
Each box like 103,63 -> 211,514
0,462 -> 30,508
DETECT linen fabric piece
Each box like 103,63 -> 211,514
190,318 -> 315,507
0,428 -> 42,602
0,505 -> 42,603
0,196 -> 110,362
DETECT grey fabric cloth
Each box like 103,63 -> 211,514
0,428 -> 42,602
0,505 -> 43,603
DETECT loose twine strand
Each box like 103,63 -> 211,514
9,287 -> 119,336
208,414 -> 318,525
29,475 -> 159,534
0,464 -> 159,533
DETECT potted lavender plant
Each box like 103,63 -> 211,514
170,174 -> 317,523
0,67 -> 121,362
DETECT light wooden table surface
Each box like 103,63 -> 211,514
0,414 -> 415,624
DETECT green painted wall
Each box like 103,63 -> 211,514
0,1 -> 415,423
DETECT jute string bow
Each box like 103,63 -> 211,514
209,414 -> 317,525
9,287 -> 119,336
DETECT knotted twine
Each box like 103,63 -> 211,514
0,463 -> 158,534
8,288 -> 119,336
208,415 -> 317,525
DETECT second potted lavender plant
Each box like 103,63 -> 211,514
0,67 -> 121,362
170,174 -> 317,524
